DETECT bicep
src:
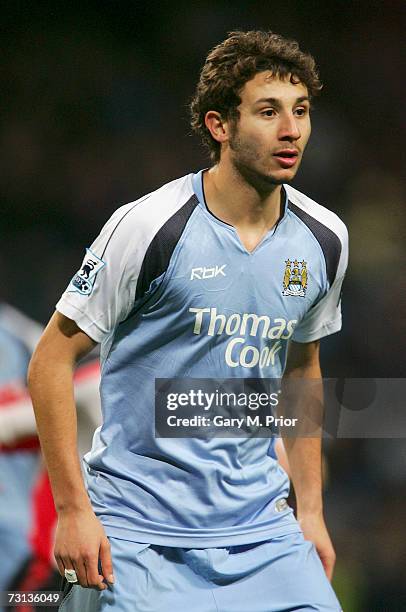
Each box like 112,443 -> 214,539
284,339 -> 321,377
31,311 -> 97,367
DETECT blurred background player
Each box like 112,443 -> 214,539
0,303 -> 43,612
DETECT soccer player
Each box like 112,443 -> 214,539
28,31 -> 348,611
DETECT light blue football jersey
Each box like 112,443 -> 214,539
56,170 -> 348,547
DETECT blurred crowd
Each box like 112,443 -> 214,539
1,2 -> 405,610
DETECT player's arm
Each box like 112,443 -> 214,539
28,311 -> 113,590
281,339 -> 336,581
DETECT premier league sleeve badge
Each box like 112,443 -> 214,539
68,248 -> 106,295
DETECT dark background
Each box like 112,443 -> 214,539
2,1 -> 405,609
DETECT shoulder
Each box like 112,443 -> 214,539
285,184 -> 348,284
285,184 -> 348,244
96,173 -> 197,256
105,173 -> 195,235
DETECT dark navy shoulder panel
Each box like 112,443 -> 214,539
288,201 -> 342,286
135,194 -> 199,300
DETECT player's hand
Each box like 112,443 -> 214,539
54,506 -> 114,590
298,510 -> 336,581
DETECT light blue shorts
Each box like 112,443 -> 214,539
59,531 -> 342,611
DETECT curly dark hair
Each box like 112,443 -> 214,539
190,30 -> 322,162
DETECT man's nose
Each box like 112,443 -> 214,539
278,113 -> 301,140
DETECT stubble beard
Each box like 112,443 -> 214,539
228,130 -> 294,194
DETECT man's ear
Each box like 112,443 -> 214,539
204,111 -> 230,146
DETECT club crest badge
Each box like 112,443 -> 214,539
68,248 -> 106,295
282,259 -> 307,297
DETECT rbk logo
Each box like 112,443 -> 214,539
190,265 -> 227,280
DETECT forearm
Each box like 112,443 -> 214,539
281,340 -> 336,580
282,346 -> 324,516
283,436 -> 323,516
28,349 -> 91,513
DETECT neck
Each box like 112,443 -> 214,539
203,158 -> 284,230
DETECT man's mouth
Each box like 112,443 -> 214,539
273,149 -> 299,168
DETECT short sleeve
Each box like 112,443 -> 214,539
292,224 -> 349,343
56,204 -> 144,343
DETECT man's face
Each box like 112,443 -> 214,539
226,72 -> 311,187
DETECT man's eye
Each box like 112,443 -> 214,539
295,107 -> 308,116
261,109 -> 275,117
